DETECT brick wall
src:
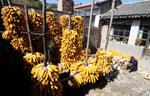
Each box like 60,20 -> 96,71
57,0 -> 74,12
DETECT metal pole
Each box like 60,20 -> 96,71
24,6 -> 34,54
68,12 -> 71,31
104,0 -> 116,50
43,0 -> 48,67
85,0 -> 95,66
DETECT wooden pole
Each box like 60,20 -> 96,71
24,6 -> 34,54
104,0 -> 116,50
7,0 -> 11,7
85,0 -> 94,66
83,11 -> 86,49
43,0 -> 48,67
21,32 -> 44,36
1,0 -> 4,7
68,12 -> 71,31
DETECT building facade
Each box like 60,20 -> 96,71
100,0 -> 150,70
74,0 -> 122,28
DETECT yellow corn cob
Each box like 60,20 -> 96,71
10,37 -> 30,54
1,6 -> 27,40
31,62 -> 63,96
95,49 -> 113,75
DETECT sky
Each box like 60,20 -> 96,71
40,0 -> 144,4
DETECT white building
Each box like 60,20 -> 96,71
99,0 -> 150,70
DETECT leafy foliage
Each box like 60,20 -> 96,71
11,0 -> 42,7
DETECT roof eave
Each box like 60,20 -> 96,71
101,14 -> 150,19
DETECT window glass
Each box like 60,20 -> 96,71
138,19 -> 150,46
110,20 -> 132,44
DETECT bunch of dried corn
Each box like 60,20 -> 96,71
46,12 -> 62,49
59,30 -> 79,71
23,52 -> 44,70
46,12 -> 63,64
60,15 -> 84,48
1,6 -> 27,40
31,62 -> 63,96
95,49 -> 113,76
69,57 -> 99,87
1,6 -> 30,54
10,37 -> 30,54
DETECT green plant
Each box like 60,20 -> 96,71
123,37 -> 128,44
135,39 -> 142,46
47,40 -> 55,61
115,36 -> 120,41
26,1 -> 42,7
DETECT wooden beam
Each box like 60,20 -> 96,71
104,0 -> 116,50
21,32 -> 44,36
42,0 -> 48,67
24,6 -> 34,54
85,0 -> 95,66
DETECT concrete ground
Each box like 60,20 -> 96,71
63,71 -> 150,96
86,72 -> 150,96
139,56 -> 150,71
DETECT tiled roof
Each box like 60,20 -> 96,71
102,0 -> 150,19
74,0 -> 111,9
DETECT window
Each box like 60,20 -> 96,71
85,16 -> 95,27
138,19 -> 150,46
110,20 -> 132,44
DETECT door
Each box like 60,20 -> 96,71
97,22 -> 102,48
144,31 -> 150,56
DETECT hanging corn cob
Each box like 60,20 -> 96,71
31,1 -> 63,95
59,15 -> 84,71
1,6 -> 30,54
75,49 -> 91,62
46,12 -> 62,48
59,30 -> 79,71
68,0 -> 95,87
95,49 -> 113,76
69,50 -> 114,87
69,57 -> 99,87
28,9 -> 43,52
31,62 -> 63,96
46,12 -> 62,64
60,15 -> 84,33
71,16 -> 84,49
60,15 -> 84,48
59,15 -> 69,30
28,9 -> 43,39
10,37 -> 30,54
2,30 -> 16,40
23,6 -> 44,71
69,0 -> 113,87
1,6 -> 27,40
23,52 -> 44,69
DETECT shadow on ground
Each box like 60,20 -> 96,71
62,69 -> 119,96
